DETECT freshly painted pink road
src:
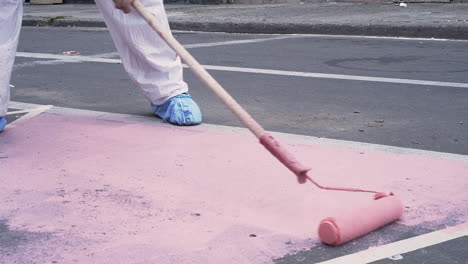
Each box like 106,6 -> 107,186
1,112 -> 467,263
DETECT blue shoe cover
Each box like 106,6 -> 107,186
0,117 -> 6,132
151,93 -> 202,125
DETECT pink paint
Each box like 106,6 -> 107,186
0,113 -> 467,263
318,194 -> 404,246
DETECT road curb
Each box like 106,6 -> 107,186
22,18 -> 468,40
22,18 -> 106,27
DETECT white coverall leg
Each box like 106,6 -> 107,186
0,0 -> 202,125
94,0 -> 189,106
0,0 -> 22,118
1,0 -> 199,126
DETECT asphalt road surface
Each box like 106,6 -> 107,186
12,26 -> 468,155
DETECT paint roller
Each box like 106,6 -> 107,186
258,133 -> 404,245
132,0 -> 404,246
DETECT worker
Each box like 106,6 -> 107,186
0,0 -> 202,132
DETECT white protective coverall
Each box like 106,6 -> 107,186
0,0 -> 188,117
0,0 -> 22,117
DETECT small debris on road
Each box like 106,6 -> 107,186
63,51 -> 80,55
388,254 -> 404,260
47,16 -> 66,25
399,3 -> 407,7
367,120 -> 385,128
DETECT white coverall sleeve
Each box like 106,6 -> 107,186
94,0 -> 189,105
0,0 -> 22,117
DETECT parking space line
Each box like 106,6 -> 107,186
201,64 -> 468,88
84,36 -> 304,60
172,31 -> 468,42
15,52 -> 122,63
6,109 -> 35,115
270,33 -> 468,42
183,35 -> 306,48
24,27 -> 468,42
6,104 -> 53,128
14,59 -> 81,69
15,52 -> 468,89
316,223 -> 468,264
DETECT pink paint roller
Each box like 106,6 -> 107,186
133,0 -> 403,246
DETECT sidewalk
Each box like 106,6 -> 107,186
23,2 -> 468,39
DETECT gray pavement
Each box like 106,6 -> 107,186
12,27 -> 468,155
23,2 -> 468,39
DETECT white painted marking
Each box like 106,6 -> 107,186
13,59 -> 80,69
77,37 -> 296,60
171,31 -> 468,42
6,110 -> 34,115
6,104 -> 53,128
200,64 -> 468,88
89,52 -> 119,59
15,52 -> 468,89
8,101 -> 468,162
59,36 -> 301,62
16,52 -> 121,63
23,26 -> 468,42
316,223 -> 468,264
183,35 -> 305,48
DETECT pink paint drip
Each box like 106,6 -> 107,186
0,113 -> 467,263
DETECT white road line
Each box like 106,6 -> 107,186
8,101 -> 468,162
201,64 -> 468,88
6,109 -> 35,115
28,35 -> 305,63
173,30 -> 468,42
5,104 -> 53,128
278,33 -> 468,42
183,35 -> 305,48
16,52 -> 122,63
316,223 -> 468,264
89,52 -> 119,59
25,26 -> 468,42
15,52 -> 468,88
13,59 -> 81,69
